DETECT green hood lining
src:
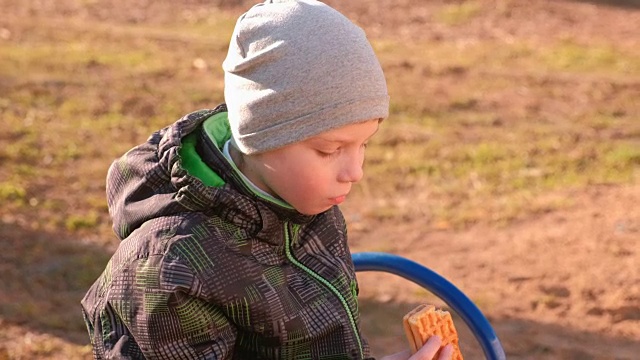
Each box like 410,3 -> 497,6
179,112 -> 231,188
179,111 -> 294,210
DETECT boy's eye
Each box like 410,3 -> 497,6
317,148 -> 339,157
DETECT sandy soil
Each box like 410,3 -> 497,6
348,184 -> 639,359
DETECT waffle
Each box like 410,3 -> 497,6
402,304 -> 464,359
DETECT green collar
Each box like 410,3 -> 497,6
178,112 -> 230,187
179,111 -> 295,211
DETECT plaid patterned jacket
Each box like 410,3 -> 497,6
81,105 -> 370,359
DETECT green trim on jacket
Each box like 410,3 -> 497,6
178,112 -> 231,188
179,111 -> 294,210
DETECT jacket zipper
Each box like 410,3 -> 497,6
283,222 -> 364,358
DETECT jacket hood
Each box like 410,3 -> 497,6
105,105 -> 312,241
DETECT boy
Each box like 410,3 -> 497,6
81,0 -> 452,359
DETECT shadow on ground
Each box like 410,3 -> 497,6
359,299 -> 640,360
0,222 -> 111,345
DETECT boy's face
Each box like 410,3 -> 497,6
242,119 -> 380,215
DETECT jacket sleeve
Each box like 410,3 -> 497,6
86,254 -> 238,359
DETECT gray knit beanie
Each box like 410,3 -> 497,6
222,0 -> 389,154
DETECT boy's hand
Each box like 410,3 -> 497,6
381,336 -> 454,360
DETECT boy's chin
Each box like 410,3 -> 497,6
295,204 -> 335,216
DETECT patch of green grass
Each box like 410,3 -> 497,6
0,42 -> 166,77
0,182 -> 27,202
435,1 -> 482,26
602,143 -> 640,176
540,40 -> 640,74
362,104 -> 639,227
2,127 -> 41,162
362,31 -> 640,227
65,212 -> 99,231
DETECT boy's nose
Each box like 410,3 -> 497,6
338,154 -> 364,184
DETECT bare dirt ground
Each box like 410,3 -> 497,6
1,0 -> 639,359
349,183 -> 639,359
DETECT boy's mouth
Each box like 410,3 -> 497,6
329,195 -> 347,205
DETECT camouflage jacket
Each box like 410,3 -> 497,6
81,105 -> 370,359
